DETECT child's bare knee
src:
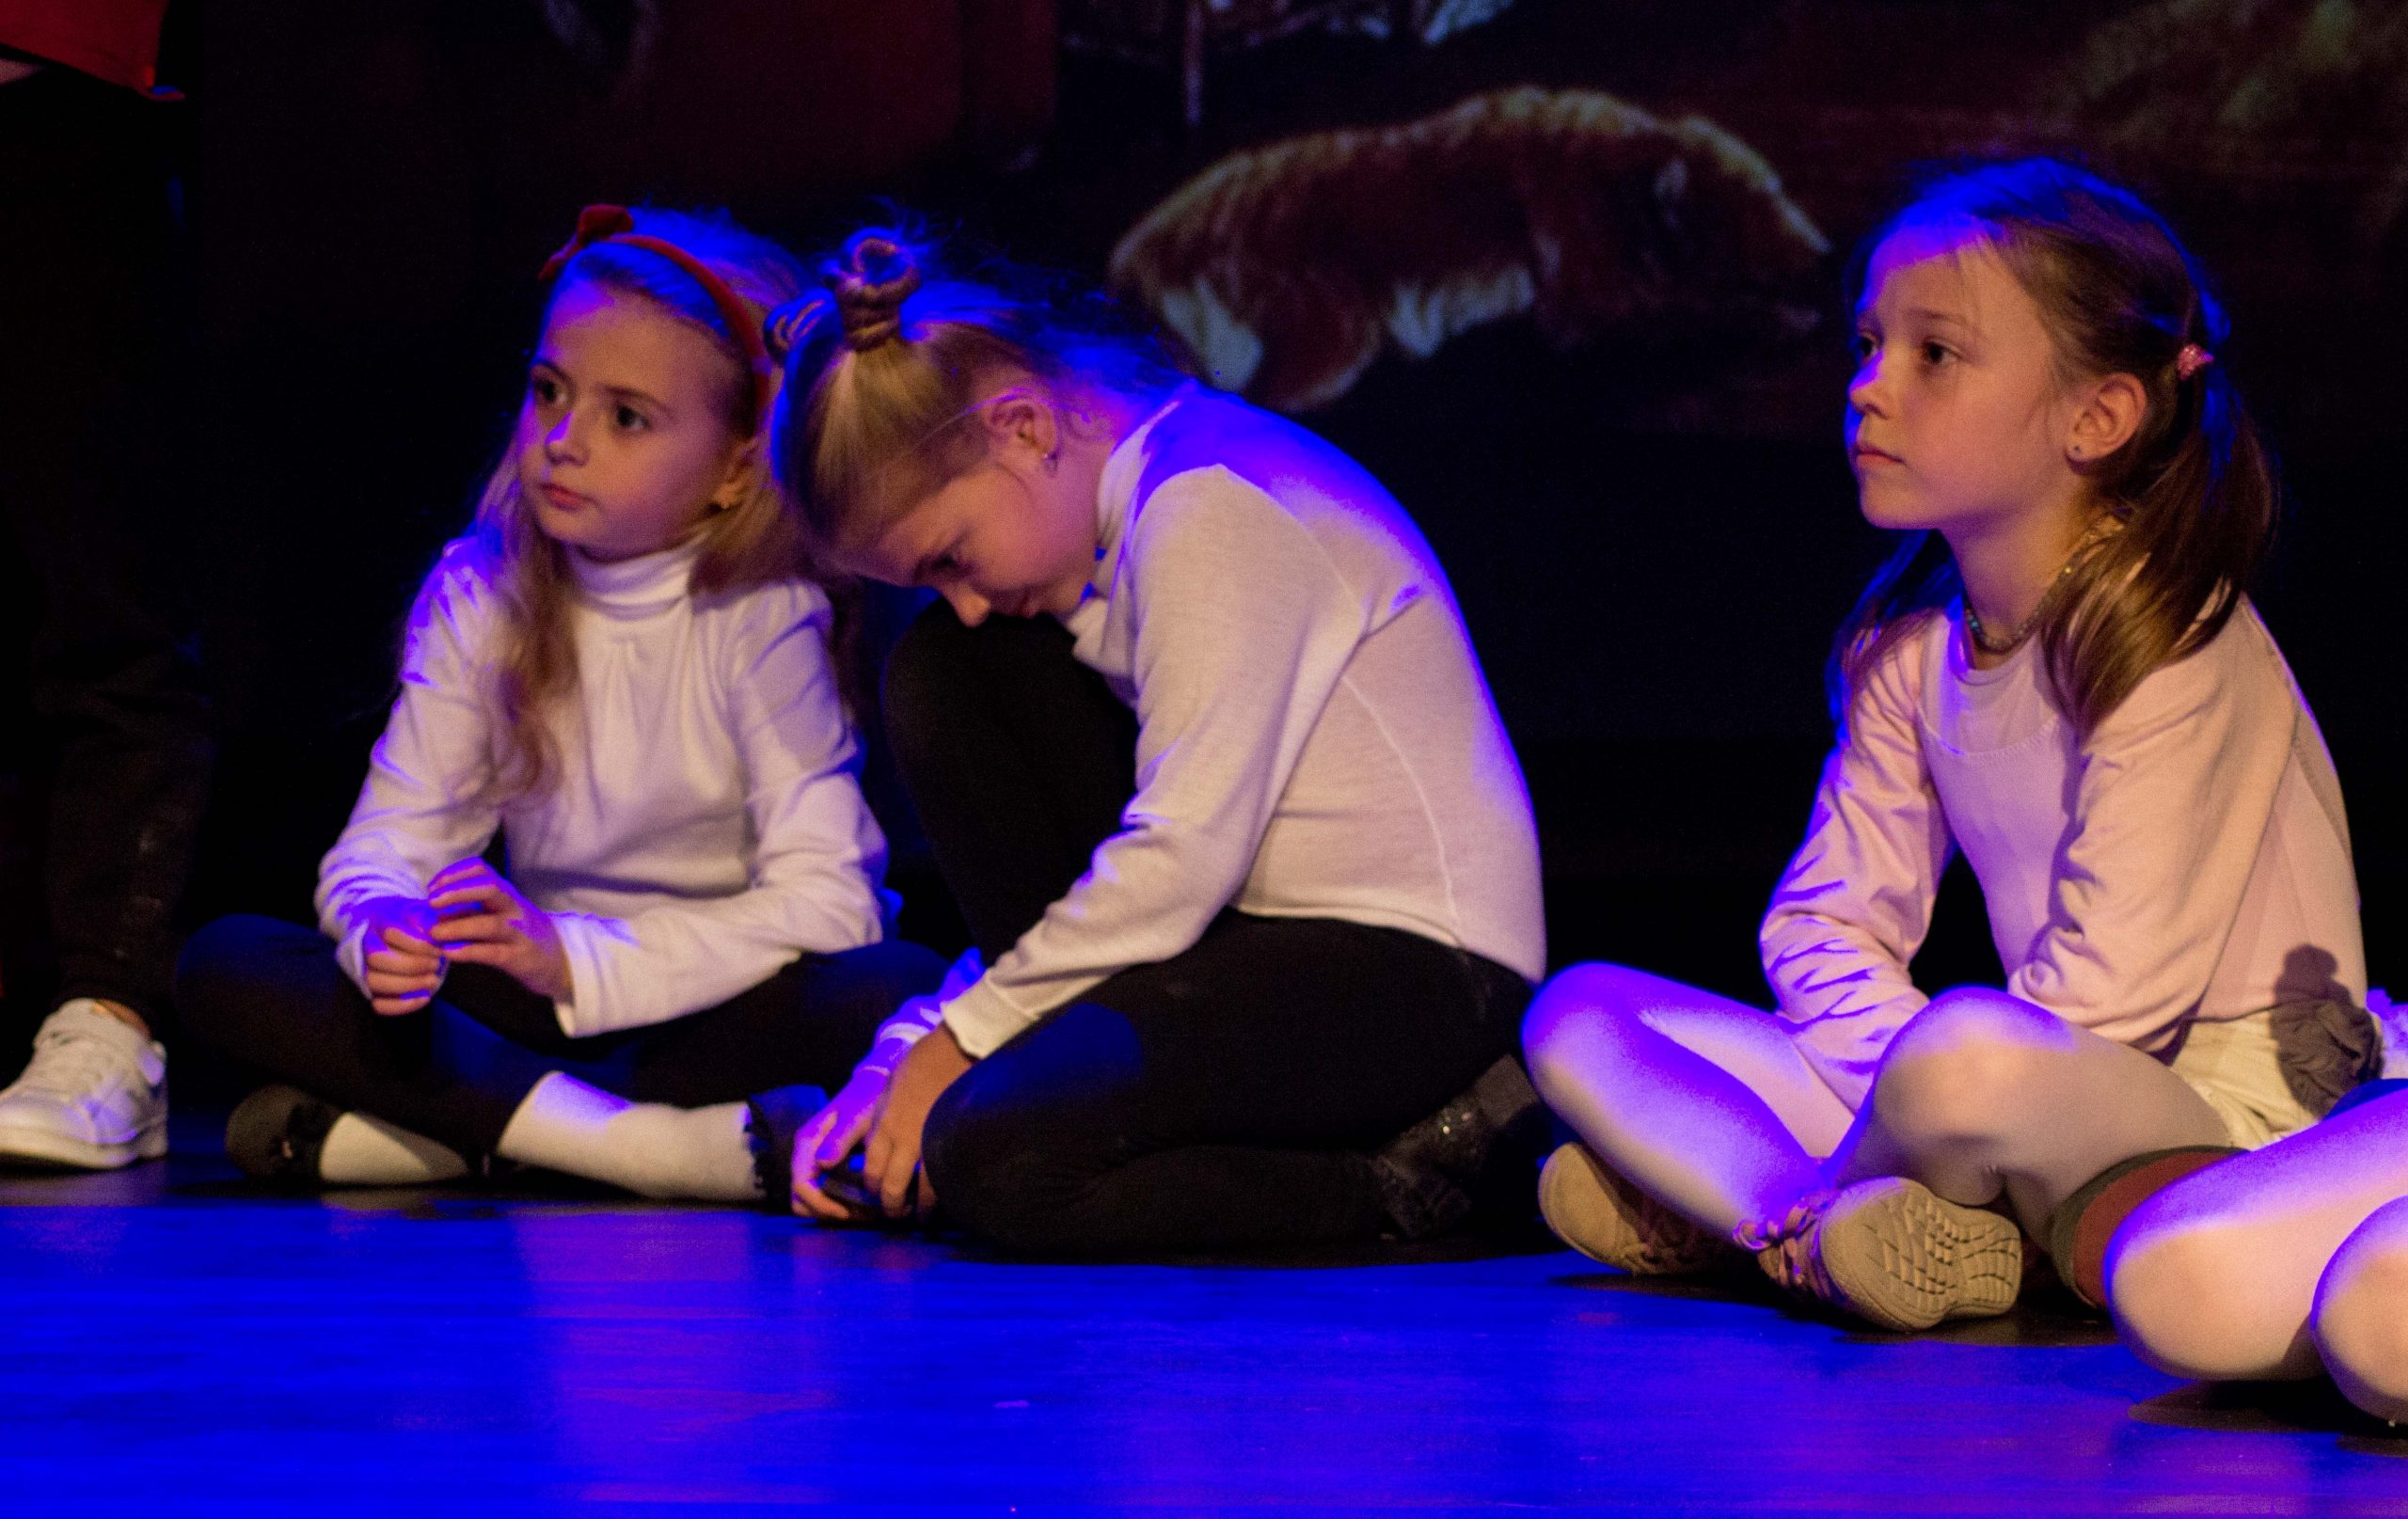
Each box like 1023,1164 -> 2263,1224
2107,1212 -> 2279,1379
1522,963 -> 1651,1099
1871,990 -> 2053,1147
2313,1200 -> 2408,1421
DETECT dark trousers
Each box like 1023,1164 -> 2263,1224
0,71 -> 211,1034
886,604 -> 1529,1256
176,914 -> 947,1158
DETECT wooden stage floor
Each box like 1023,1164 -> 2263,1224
0,1116 -> 2401,1514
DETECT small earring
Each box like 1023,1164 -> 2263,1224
1043,448 -> 1060,478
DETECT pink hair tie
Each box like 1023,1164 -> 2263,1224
2175,342 -> 2214,381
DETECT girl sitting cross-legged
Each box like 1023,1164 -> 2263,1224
1522,159 -> 2367,1331
178,206 -> 943,1198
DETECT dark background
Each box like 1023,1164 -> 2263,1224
71,2 -> 2406,1038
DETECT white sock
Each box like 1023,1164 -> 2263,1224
495,1072 -> 760,1202
318,1112 -> 470,1185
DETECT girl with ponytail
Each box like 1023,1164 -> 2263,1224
763,227 -> 1548,1255
1522,159 -> 2368,1334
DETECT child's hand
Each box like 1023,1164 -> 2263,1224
359,895 -> 447,1016
426,858 -> 572,1001
790,1066 -> 893,1223
863,1024 -> 974,1221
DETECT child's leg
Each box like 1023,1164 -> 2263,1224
1830,989 -> 2231,1236
177,914 -> 557,1158
485,940 -> 949,1201
181,914 -> 947,1195
882,601 -> 1135,961
2312,1195 -> 2408,1422
180,920 -> 733,1195
2109,1089 -> 2408,1382
1521,964 -> 1854,1233
464,939 -> 948,1107
921,914 -> 1524,1256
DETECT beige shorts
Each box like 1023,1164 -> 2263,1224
2167,1009 -> 2320,1149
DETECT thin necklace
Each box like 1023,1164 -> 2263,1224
1964,530 -> 2103,656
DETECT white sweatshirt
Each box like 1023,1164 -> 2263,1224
1761,600 -> 2363,1109
929,391 -> 1547,1058
316,534 -> 890,1037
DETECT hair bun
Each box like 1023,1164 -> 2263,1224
764,292 -> 836,362
831,231 -> 923,351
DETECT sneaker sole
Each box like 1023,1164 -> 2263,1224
1815,1179 -> 2021,1332
1539,1143 -> 1724,1275
0,1120 -> 166,1171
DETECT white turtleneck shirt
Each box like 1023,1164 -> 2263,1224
929,391 -> 1546,1058
316,534 -> 890,1037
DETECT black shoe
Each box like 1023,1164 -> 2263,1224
746,1084 -> 830,1210
224,1084 -> 344,1183
1369,1056 -> 1551,1239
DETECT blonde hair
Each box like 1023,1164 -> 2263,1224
766,226 -> 1186,559
470,207 -> 812,801
1833,159 -> 2275,741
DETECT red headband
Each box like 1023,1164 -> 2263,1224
540,204 -> 774,426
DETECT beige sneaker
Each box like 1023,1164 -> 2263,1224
1538,1143 -> 1727,1274
1751,1177 -> 2020,1331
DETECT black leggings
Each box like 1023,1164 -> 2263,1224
176,915 -> 947,1158
886,604 -> 1529,1256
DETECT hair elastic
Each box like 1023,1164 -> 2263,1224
829,232 -> 922,352
760,233 -> 922,369
540,204 -> 775,425
764,291 -> 837,361
2175,342 -> 2214,381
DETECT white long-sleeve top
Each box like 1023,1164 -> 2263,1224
316,534 -> 890,1037
929,391 -> 1547,1057
1761,600 -> 2363,1109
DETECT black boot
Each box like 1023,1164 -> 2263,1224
1368,1056 -> 1551,1239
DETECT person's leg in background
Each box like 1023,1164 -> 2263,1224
879,601 -> 1134,963
0,62 -> 213,1169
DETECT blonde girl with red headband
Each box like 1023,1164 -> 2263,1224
1522,159 -> 2368,1332
177,206 -> 943,1197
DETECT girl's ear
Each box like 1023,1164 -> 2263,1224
978,389 -> 1059,467
710,435 -> 763,511
2067,372 -> 2147,466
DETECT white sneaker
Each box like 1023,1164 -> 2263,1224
0,1001 -> 169,1169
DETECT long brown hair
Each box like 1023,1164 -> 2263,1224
1831,159 -> 2277,740
468,207 -> 815,801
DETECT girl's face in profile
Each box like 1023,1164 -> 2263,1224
515,283 -> 753,562
1845,220 -> 2086,537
